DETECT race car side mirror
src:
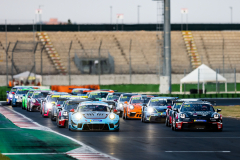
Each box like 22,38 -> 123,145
6,91 -> 9,93
12,92 -> 15,94
58,107 -> 62,110
217,109 -> 221,112
167,106 -> 171,109
57,104 -> 61,107
114,99 -> 118,102
70,109 -> 74,112
28,96 -> 30,98
23,94 -> 25,96
124,101 -> 128,104
113,109 -> 118,113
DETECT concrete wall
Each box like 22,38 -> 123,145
1,73 -> 240,86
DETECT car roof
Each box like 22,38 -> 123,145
73,88 -> 90,91
80,101 -> 108,105
183,101 -> 211,104
152,97 -> 177,99
121,93 -> 137,96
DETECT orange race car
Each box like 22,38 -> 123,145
122,95 -> 154,120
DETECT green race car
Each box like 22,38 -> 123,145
22,90 -> 36,110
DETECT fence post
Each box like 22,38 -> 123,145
198,69 -> 200,94
68,41 -> 72,85
129,39 -> 132,84
234,68 -> 236,93
184,69 -> 186,94
216,69 -> 218,94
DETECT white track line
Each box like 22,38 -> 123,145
0,106 -> 118,160
165,151 -> 231,153
2,153 -> 64,155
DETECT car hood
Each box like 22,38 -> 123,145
184,111 -> 214,118
150,106 -> 168,112
81,111 -> 109,119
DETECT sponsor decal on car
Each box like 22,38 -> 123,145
194,119 -> 207,122
90,120 -> 102,122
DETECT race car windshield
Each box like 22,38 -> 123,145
131,97 -> 144,104
119,95 -> 132,102
89,93 -> 108,99
57,100 -> 66,105
49,96 -> 59,102
28,92 -> 34,97
78,105 -> 109,112
173,103 -> 183,109
32,92 -> 49,98
10,88 -> 17,93
181,104 -> 214,112
65,103 -> 79,110
107,95 -> 119,100
149,100 -> 167,106
72,90 -> 85,95
16,90 -> 28,94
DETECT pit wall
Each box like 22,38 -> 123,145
2,74 -> 240,86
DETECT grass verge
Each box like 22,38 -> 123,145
214,106 -> 240,118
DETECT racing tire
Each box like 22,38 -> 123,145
171,121 -> 174,131
141,115 -> 144,123
124,112 -> 129,120
119,111 -> 122,118
122,111 -> 125,119
51,113 -> 56,121
68,121 -> 71,131
165,117 -> 169,127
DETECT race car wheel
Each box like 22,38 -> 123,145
124,112 -> 129,120
141,115 -> 143,123
171,121 -> 174,131
119,111 -> 122,118
122,111 -> 125,119
165,117 -> 169,127
68,121 -> 71,131
51,113 -> 55,121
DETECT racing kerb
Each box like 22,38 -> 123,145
0,103 -> 118,160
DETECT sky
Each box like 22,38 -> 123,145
0,0 -> 239,24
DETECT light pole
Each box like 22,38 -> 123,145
110,6 -> 112,24
138,5 -> 141,24
38,5 -> 44,31
230,7 -> 232,24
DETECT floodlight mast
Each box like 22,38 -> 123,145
154,0 -> 171,94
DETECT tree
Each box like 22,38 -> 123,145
67,19 -> 72,25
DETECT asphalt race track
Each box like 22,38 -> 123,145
2,103 -> 240,160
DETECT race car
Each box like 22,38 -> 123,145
106,92 -> 122,101
116,93 -> 138,117
22,90 -> 36,110
165,98 -> 201,127
50,95 -> 84,121
71,88 -> 91,96
41,93 -> 70,117
56,99 -> 91,128
171,101 -> 222,131
87,91 -> 110,101
165,102 -> 183,126
141,97 -> 174,123
123,95 -> 153,120
6,87 -> 26,105
11,88 -> 30,107
27,91 -> 50,112
68,101 -> 119,131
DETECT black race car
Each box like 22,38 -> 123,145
171,101 -> 222,131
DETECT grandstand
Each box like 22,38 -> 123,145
0,31 -> 239,75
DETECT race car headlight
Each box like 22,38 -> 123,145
32,99 -> 36,103
119,103 -> 123,108
109,114 -> 115,120
180,113 -> 186,119
129,105 -> 134,110
15,96 -> 18,99
46,103 -> 52,108
9,94 -> 13,98
63,111 -> 68,116
214,114 -> 219,119
75,113 -> 82,120
147,107 -> 154,113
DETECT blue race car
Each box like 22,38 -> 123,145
68,101 -> 119,131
